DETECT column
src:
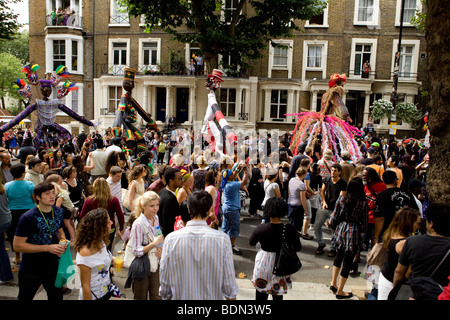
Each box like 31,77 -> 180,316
165,85 -> 172,121
189,84 -> 196,124
287,89 -> 294,122
310,90 -> 318,111
363,91 -> 372,127
264,89 -> 271,121
236,87 -> 242,121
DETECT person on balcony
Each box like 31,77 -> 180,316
362,60 -> 371,78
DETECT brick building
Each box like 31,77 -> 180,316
29,0 -> 426,137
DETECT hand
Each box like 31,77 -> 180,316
154,235 -> 164,246
47,243 -> 67,256
322,201 -> 328,209
93,121 -> 103,127
155,247 -> 163,259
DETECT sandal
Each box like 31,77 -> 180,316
316,244 -> 326,254
301,233 -> 314,240
329,285 -> 338,294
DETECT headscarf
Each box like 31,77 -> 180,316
221,169 -> 232,190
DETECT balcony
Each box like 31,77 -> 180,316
45,12 -> 82,28
109,14 -> 130,26
348,69 -> 377,80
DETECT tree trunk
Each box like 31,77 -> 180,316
425,0 -> 450,205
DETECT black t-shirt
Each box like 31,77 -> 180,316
374,187 -> 418,236
249,223 -> 301,253
15,206 -> 65,273
323,177 -> 347,210
399,235 -> 450,287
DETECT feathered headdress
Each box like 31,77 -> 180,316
51,65 -> 70,87
21,64 -> 40,86
328,73 -> 347,88
57,80 -> 78,99
12,79 -> 32,99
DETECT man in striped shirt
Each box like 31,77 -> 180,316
159,191 -> 239,300
107,166 -> 123,209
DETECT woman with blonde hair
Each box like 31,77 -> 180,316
75,208 -> 114,300
377,207 -> 421,300
79,178 -> 125,251
125,191 -> 164,300
176,170 -> 193,205
124,164 -> 146,214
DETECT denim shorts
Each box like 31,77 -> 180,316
221,209 -> 240,238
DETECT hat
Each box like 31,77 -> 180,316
39,79 -> 53,88
368,147 -> 375,154
328,73 -> 347,87
371,142 -> 380,148
124,68 -> 136,82
220,169 -> 232,190
208,69 -> 224,82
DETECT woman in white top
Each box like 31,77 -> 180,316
75,208 -> 114,300
287,167 -> 308,234
261,171 -> 281,219
128,191 -> 164,300
125,165 -> 146,215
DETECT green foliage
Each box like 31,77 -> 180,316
0,29 -> 29,64
0,52 -> 26,108
0,0 -> 23,40
120,0 -> 327,71
370,99 -> 394,121
411,0 -> 426,32
394,102 -> 421,126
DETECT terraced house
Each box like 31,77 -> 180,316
28,0 -> 426,136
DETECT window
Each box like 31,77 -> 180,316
53,40 -> 66,71
395,0 -> 421,26
273,46 -> 288,68
270,90 -> 287,121
46,35 -> 83,74
223,0 -> 240,24
349,39 -> 377,78
110,0 -> 129,25
71,40 -> 78,72
220,88 -> 236,118
302,41 -> 328,81
109,39 -> 130,75
354,0 -> 380,26
392,39 -> 420,80
305,5 -> 329,28
139,39 -> 161,73
71,89 -> 78,113
109,86 -> 123,113
268,40 -> 293,78
307,46 -> 323,68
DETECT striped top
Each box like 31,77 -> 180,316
159,220 -> 239,300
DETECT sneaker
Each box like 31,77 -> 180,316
316,243 -> 326,254
232,246 -> 243,255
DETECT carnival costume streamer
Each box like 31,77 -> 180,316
57,80 -> 78,99
202,69 -> 237,152
51,65 -> 70,87
12,78 -> 33,99
288,73 -> 363,162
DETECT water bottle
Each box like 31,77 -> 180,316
155,226 -> 163,247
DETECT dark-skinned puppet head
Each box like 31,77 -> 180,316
123,68 -> 135,93
39,79 -> 54,100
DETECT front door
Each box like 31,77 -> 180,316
156,87 -> 166,122
176,88 -> 189,123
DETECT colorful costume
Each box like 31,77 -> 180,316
1,66 -> 97,149
288,74 -> 363,162
112,68 -> 155,154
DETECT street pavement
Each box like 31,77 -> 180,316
0,202 -> 371,301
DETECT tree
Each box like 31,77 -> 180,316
0,29 -> 29,64
425,0 -> 450,205
0,52 -> 25,109
121,0 -> 326,74
0,0 -> 23,40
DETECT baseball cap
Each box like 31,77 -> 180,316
368,148 -> 375,154
371,142 -> 380,147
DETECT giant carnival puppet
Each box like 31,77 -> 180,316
0,64 -> 99,148
111,68 -> 157,157
202,69 -> 237,153
288,73 -> 363,162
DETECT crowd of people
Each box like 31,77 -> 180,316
0,124 -> 448,301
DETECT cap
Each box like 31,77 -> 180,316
368,147 -> 375,154
371,142 -> 380,147
39,79 -> 53,88
124,68 -> 136,82
209,69 -> 224,82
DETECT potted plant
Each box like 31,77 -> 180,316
370,99 -> 394,121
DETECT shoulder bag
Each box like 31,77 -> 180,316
273,224 -> 302,276
366,242 -> 387,269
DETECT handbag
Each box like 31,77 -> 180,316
390,247 -> 450,300
366,242 -> 387,269
273,224 -> 302,276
